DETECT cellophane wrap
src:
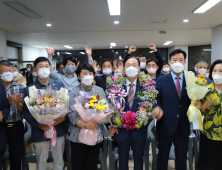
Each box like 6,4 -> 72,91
184,70 -> 209,130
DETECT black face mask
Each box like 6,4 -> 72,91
58,69 -> 66,74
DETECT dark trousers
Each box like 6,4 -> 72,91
0,125 -> 7,170
157,126 -> 189,170
116,134 -> 146,170
70,141 -> 101,170
5,120 -> 24,170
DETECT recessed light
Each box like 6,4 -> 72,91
110,47 -> 112,48
163,41 -> 173,45
80,52 -> 85,54
193,0 -> 221,13
183,19 -> 189,22
125,46 -> 128,48
107,0 -> 121,15
46,23 -> 52,27
64,45 -> 73,49
116,52 -> 118,54
149,51 -> 154,53
114,21 -> 119,24
110,43 -> 116,46
203,49 -> 212,51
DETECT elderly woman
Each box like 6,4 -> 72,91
67,63 -> 106,170
197,59 -> 222,170
13,64 -> 27,87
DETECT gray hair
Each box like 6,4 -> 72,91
196,61 -> 208,68
0,60 -> 14,69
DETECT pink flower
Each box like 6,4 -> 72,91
112,77 -> 119,81
84,103 -> 89,109
122,111 -> 137,130
36,98 -> 43,105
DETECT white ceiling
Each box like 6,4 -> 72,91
1,0 -> 221,50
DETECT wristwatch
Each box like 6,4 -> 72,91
84,123 -> 87,129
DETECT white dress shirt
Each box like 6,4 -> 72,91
126,78 -> 137,93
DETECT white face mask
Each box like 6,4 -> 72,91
205,73 -> 209,78
98,68 -> 101,72
140,62 -> 146,69
198,68 -> 207,75
1,72 -> 14,82
81,75 -> 94,86
27,68 -> 31,72
125,66 -> 139,78
212,74 -> 222,84
103,68 -> 112,75
194,67 -> 197,72
37,68 -> 50,79
171,62 -> 185,73
32,72 -> 37,77
163,67 -> 170,72
147,68 -> 157,75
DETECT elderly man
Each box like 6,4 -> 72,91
196,61 -> 213,85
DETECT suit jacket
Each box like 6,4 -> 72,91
154,73 -> 190,137
114,81 -> 148,143
0,82 -> 10,133
26,75 -> 36,86
23,78 -> 69,142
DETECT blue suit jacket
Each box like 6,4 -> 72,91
23,78 -> 69,142
114,81 -> 148,143
154,73 -> 190,137
0,82 -> 10,137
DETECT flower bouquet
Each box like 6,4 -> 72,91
107,72 -> 158,130
72,91 -> 114,146
184,70 -> 209,130
24,83 -> 69,145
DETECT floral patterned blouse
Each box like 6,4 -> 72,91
201,83 -> 222,141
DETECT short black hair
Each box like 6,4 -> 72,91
63,56 -> 77,66
169,49 -> 187,60
209,59 -> 222,80
123,56 -> 140,66
56,62 -> 64,70
76,63 -> 95,79
138,54 -> 148,59
146,57 -> 159,66
163,61 -> 169,66
26,64 -> 32,67
194,61 -> 198,66
101,59 -> 113,68
34,57 -> 50,67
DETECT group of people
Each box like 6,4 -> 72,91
0,43 -> 221,170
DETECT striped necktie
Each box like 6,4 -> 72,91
128,84 -> 134,109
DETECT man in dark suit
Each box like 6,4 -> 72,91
109,55 -> 146,170
23,57 -> 69,170
26,64 -> 32,79
152,49 -> 201,170
0,82 -> 10,170
26,66 -> 37,86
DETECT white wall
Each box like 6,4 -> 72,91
7,46 -> 18,59
22,45 -> 48,61
0,28 -> 7,60
211,24 -> 222,63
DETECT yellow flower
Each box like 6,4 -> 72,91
136,124 -> 141,129
101,105 -> 105,110
43,96 -> 51,104
92,96 -> 96,100
89,99 -> 95,103
89,103 -> 94,107
140,122 -> 143,126
116,118 -> 121,125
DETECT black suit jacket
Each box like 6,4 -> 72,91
26,75 -> 34,86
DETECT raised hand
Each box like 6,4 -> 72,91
92,60 -> 99,73
201,98 -> 214,112
148,43 -> 157,52
13,91 -> 22,106
7,93 -> 13,106
85,45 -> 92,58
152,106 -> 163,120
128,46 -> 137,54
116,61 -> 124,73
47,45 -> 56,58
76,61 -> 80,69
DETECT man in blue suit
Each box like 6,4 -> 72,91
152,49 -> 201,170
0,82 -> 10,170
109,55 -> 146,170
23,57 -> 69,170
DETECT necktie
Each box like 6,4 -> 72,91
176,77 -> 181,97
128,84 -> 134,109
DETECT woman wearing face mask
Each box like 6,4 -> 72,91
13,64 -> 27,87
196,60 -> 222,170
68,63 -> 106,170
56,63 -> 66,75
